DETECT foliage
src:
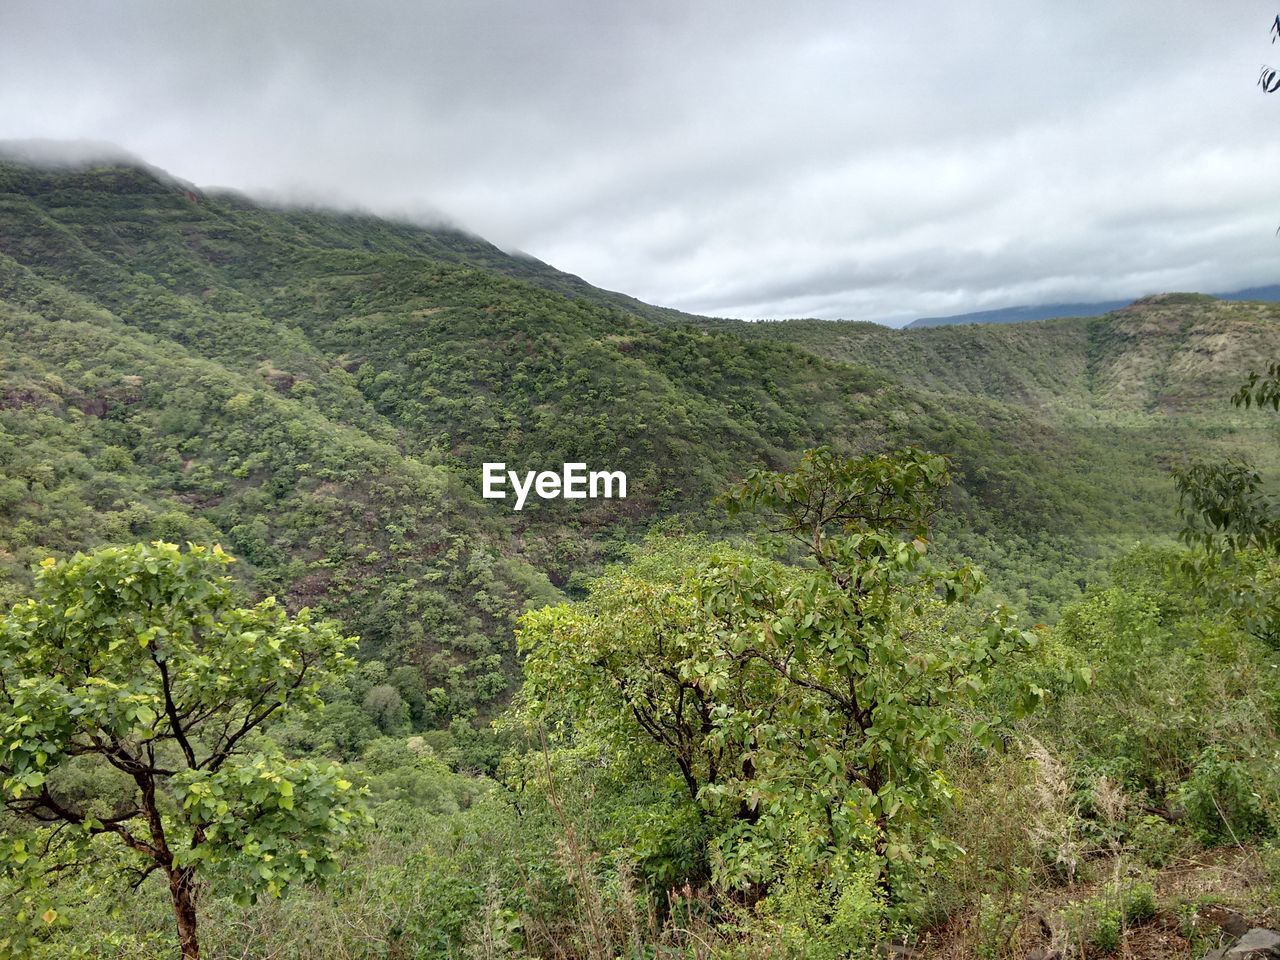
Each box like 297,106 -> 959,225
1175,359 -> 1280,646
1177,747 -> 1275,844
519,449 -> 1034,907
1057,881 -> 1157,954
0,542 -> 364,958
757,857 -> 898,960
1043,545 -> 1280,802
2,157 -> 1274,713
1,156 -> 1280,958
1260,15 -> 1280,93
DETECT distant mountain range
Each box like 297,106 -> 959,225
906,285 -> 1280,328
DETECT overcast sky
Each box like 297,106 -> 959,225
1,1 -> 1277,325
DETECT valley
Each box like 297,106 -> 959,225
0,154 -> 1277,959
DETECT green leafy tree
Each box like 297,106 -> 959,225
0,542 -> 364,959
362,684 -> 410,735
519,449 -> 1032,907
1175,361 -> 1280,645
389,665 -> 438,729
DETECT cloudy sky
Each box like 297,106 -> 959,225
1,1 -> 1277,324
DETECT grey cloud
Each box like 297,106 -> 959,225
0,0 -> 1275,324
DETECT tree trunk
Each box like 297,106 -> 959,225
168,867 -> 200,960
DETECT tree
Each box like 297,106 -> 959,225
362,684 -> 410,735
1174,361 -> 1280,645
1261,15 -> 1280,93
518,448 -> 1032,905
0,542 -> 364,959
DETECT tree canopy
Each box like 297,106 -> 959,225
0,542 -> 364,959
518,449 -> 1036,912
1175,361 -> 1280,647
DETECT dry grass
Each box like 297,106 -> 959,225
919,847 -> 1275,960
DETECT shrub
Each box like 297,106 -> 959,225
975,891 -> 1023,960
1058,881 -> 1156,956
758,860 -> 899,960
1178,748 -> 1273,844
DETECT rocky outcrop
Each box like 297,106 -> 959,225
1203,928 -> 1280,959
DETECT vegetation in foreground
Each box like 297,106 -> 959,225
0,363 -> 1276,959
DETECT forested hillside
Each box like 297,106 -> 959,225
2,154 -> 1280,960
737,295 -> 1279,412
1,156 -> 1275,714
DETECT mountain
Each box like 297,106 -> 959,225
722,293 -> 1280,411
908,299 -> 1133,329
1,151 -> 1275,717
906,285 -> 1280,328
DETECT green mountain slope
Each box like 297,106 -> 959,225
716,294 -> 1280,414
0,156 -> 910,717
1,153 -> 1274,716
